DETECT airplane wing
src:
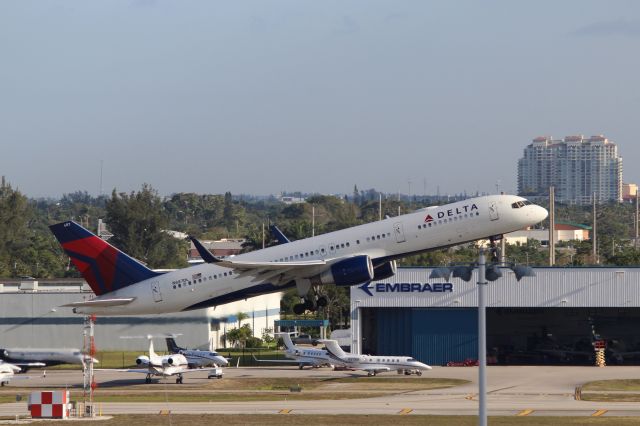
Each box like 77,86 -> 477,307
61,298 -> 136,308
13,362 -> 46,368
252,355 -> 310,364
364,367 -> 392,374
190,236 -> 332,284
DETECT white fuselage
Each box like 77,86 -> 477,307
77,195 -> 547,315
0,362 -> 21,385
1,348 -> 88,366
282,341 -> 430,374
178,350 -> 228,368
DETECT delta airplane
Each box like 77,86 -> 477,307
319,339 -> 431,376
0,348 -> 96,371
165,337 -> 229,369
124,337 -> 209,384
0,361 -> 22,386
49,194 -> 547,316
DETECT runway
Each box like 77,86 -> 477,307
1,366 -> 640,417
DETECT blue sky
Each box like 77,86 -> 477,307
2,1 -> 639,198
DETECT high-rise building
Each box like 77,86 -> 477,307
517,135 -> 623,204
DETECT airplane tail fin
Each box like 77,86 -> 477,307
165,337 -> 183,353
49,221 -> 161,296
319,339 -> 347,359
148,338 -> 158,359
276,332 -> 296,350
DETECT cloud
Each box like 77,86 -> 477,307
573,19 -> 640,37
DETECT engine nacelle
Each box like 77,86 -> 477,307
373,260 -> 397,281
311,255 -> 374,287
136,355 -> 149,366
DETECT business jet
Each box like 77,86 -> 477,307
165,337 -> 228,369
319,339 -> 431,376
49,194 -> 547,316
253,333 -> 333,369
124,337 -> 208,384
0,348 -> 96,371
0,361 -> 22,386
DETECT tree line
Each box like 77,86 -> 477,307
1,178 -> 639,329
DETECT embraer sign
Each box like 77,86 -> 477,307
359,282 -> 454,296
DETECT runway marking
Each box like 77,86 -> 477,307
159,409 -> 171,415
592,409 -> 607,417
398,408 -> 413,415
516,409 -> 534,416
279,409 -> 292,414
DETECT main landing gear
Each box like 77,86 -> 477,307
176,374 -> 183,384
293,295 -> 328,315
145,374 -> 152,384
488,235 -> 502,262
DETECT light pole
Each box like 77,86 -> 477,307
430,248 -> 535,426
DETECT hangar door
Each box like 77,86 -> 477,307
363,308 -> 477,366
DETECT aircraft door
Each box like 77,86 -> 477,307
393,222 -> 406,243
488,201 -> 499,221
151,281 -> 163,303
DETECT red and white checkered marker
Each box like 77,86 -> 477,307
28,391 -> 70,419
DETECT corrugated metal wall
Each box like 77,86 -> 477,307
371,308 -> 477,365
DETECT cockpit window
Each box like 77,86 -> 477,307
407,358 -> 416,362
511,200 -> 532,209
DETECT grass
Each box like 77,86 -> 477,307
582,380 -> 640,391
1,377 -> 469,403
581,379 -> 640,402
34,414 -> 640,426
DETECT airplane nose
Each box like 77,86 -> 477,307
535,206 -> 549,222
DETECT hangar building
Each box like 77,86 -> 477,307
0,280 -> 280,352
350,267 -> 640,366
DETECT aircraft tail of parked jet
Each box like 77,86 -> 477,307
49,221 -> 161,296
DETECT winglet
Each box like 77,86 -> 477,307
269,225 -> 290,244
189,236 -> 221,263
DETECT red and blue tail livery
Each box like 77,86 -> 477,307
49,221 -> 161,296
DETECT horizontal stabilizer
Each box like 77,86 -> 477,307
62,298 -> 135,308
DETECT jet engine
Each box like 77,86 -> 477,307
164,354 -> 186,366
135,355 -> 150,366
310,255 -> 374,287
373,260 -> 397,281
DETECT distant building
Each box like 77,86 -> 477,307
502,221 -> 591,247
623,183 -> 638,202
517,135 -> 623,204
188,238 -> 244,262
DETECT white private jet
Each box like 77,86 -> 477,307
123,337 -> 211,384
256,333 -> 430,376
0,348 -> 95,371
253,333 -> 332,369
165,337 -> 229,369
0,361 -> 22,386
319,339 -> 431,376
49,194 -> 547,316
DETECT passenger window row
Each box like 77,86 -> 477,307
417,211 -> 480,230
172,271 -> 233,289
